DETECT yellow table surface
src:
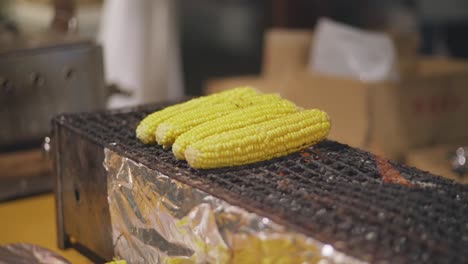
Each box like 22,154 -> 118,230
0,193 -> 92,263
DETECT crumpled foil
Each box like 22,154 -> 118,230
105,149 -> 366,264
0,244 -> 70,264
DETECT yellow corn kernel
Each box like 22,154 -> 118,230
105,260 -> 127,264
135,87 -> 257,144
155,94 -> 283,149
185,109 -> 331,169
172,98 -> 298,160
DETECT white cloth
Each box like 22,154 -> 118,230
99,0 -> 183,108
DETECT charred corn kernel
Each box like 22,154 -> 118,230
172,98 -> 298,160
136,87 -> 257,144
156,94 -> 283,148
185,109 -> 330,169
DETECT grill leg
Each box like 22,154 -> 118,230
53,124 -> 69,250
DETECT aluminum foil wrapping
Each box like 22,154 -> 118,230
0,244 -> 70,264
104,148 -> 366,264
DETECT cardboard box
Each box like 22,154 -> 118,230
370,58 -> 468,159
205,30 -> 468,160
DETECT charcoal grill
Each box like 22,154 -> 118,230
52,103 -> 468,263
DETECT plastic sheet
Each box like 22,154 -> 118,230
105,148 -> 366,264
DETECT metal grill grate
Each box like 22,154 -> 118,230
55,104 -> 468,263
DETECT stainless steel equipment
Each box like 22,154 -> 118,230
0,36 -> 106,201
0,37 -> 105,148
0,0 -> 108,201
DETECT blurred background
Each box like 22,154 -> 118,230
4,0 -> 468,96
0,0 -> 468,262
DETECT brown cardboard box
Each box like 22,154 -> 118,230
370,59 -> 468,158
206,30 -> 468,160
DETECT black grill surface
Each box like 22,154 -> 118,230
55,104 -> 468,263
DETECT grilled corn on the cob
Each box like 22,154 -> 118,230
172,99 -> 299,160
155,94 -> 286,149
184,109 -> 331,169
136,87 -> 257,144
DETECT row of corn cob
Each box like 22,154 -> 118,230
136,87 -> 331,169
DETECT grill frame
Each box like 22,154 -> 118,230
53,103 -> 468,263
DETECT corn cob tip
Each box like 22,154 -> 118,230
155,123 -> 173,149
172,142 -> 185,160
136,123 -> 152,144
185,146 -> 200,167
